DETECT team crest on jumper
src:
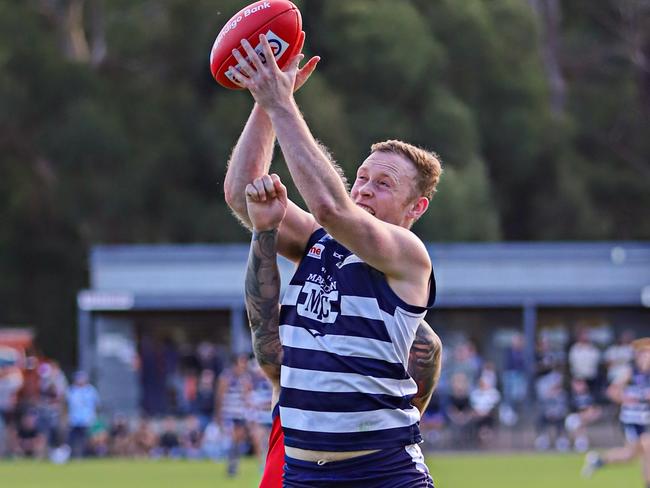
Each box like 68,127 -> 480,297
297,273 -> 339,324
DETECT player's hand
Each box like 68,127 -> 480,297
230,31 -> 318,95
292,31 -> 320,92
229,35 -> 302,112
245,174 -> 288,232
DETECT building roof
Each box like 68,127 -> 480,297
78,242 -> 650,311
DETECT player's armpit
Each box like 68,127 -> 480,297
408,321 -> 442,415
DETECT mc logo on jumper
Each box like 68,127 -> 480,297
297,280 -> 339,324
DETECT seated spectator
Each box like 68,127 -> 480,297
132,418 -> 157,458
87,417 -> 110,457
470,377 -> 501,445
445,373 -> 474,447
535,369 -> 569,451
15,409 -> 46,458
153,416 -> 182,459
201,418 -> 227,461
109,413 -> 132,457
565,378 -> 601,452
180,415 -> 203,459
420,392 -> 445,448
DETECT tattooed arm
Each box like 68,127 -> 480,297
408,320 -> 442,415
245,228 -> 283,389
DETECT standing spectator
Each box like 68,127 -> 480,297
139,336 -> 165,416
470,376 -> 501,446
215,354 -> 252,477
502,333 -> 527,413
536,335 -> 565,377
604,330 -> 635,384
66,371 -> 100,458
448,342 -> 482,387
197,341 -> 224,378
36,362 -> 67,451
192,369 -> 216,431
0,349 -> 23,457
568,329 -> 601,395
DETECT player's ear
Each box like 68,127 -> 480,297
408,196 -> 429,220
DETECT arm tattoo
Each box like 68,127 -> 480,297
245,229 -> 283,382
407,321 -> 442,415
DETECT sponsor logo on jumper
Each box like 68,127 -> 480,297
307,243 -> 325,259
224,29 -> 289,83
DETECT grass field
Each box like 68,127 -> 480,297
0,453 -> 641,488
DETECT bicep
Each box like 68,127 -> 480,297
325,207 -> 431,281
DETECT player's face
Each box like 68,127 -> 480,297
350,151 -> 419,227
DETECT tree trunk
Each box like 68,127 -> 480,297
529,0 -> 567,116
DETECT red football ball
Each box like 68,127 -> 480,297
210,0 -> 302,90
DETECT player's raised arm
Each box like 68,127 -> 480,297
223,34 -> 321,263
230,36 -> 440,304
244,174 -> 288,388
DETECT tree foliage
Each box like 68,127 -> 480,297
0,0 -> 648,364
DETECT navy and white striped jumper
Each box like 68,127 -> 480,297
278,228 -> 435,451
620,368 -> 650,426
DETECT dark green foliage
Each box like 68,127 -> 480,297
0,0 -> 647,365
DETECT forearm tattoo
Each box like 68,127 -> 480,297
408,321 -> 442,414
245,229 -> 283,378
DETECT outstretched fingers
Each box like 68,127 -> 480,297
294,55 -> 320,92
231,47 -> 254,77
259,34 -> 280,71
228,67 -> 250,88
240,39 -> 266,73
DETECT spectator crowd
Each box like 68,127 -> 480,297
0,328 -> 640,464
420,328 -> 638,452
0,341 -> 273,473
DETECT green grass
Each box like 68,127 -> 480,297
0,453 -> 642,488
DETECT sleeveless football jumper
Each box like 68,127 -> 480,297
620,368 -> 650,427
278,229 -> 435,452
